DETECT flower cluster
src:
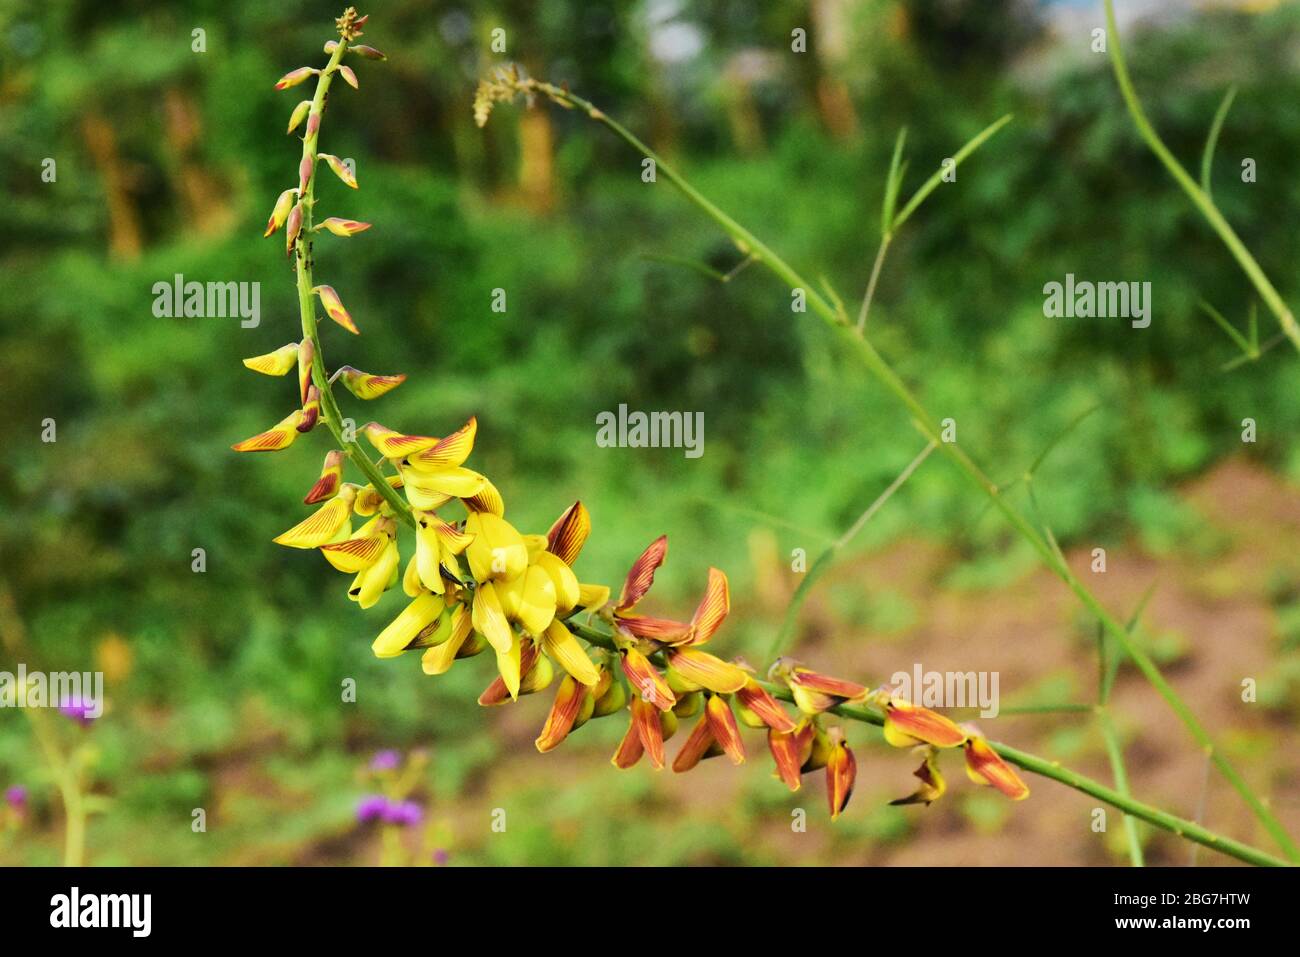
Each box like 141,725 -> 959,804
242,8 -> 1030,825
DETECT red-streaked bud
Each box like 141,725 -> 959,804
274,67 -> 317,90
617,535 -> 668,611
242,341 -> 299,376
296,337 -> 315,404
334,365 -> 405,400
313,284 -> 359,334
546,501 -> 590,566
881,698 -> 967,749
351,44 -> 387,60
285,202 -> 303,256
630,696 -> 666,769
672,712 -> 716,773
297,154 -> 314,194
318,153 -> 358,189
318,217 -> 372,237
964,735 -> 1030,801
298,385 -> 321,433
305,450 -> 346,504
826,727 -> 856,819
338,64 -> 359,89
264,188 -> 298,237
287,100 -> 311,134
305,113 -> 321,139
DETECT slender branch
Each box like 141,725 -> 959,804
517,80 -> 1299,861
566,618 -> 1286,867
1098,709 -> 1145,866
768,440 -> 936,659
1103,0 -> 1300,353
293,40 -> 414,528
854,234 -> 891,332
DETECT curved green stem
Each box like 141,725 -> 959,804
565,619 -> 1284,867
293,40 -> 414,528
517,80 -> 1298,862
1103,0 -> 1299,352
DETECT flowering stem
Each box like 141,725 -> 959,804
524,82 -> 1299,862
1103,0 -> 1300,353
563,618 -> 1284,866
293,39 -> 414,527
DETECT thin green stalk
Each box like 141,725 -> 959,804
1200,86 -> 1237,198
523,80 -> 1299,861
1103,0 -> 1300,353
566,619 -> 1285,867
1097,708 -> 1144,866
293,39 -> 414,528
768,440 -> 935,659
854,233 -> 891,332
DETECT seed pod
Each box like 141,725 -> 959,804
350,44 -> 387,61
313,284 -> 359,334
263,188 -> 298,237
285,201 -> 303,256
274,67 -> 317,90
338,65 -> 359,89
287,100 -> 312,134
318,153 -> 358,189
318,217 -> 372,237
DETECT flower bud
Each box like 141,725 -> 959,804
313,284 -> 359,334
305,450 -> 345,504
274,67 -> 317,90
318,217 -> 372,237
350,44 -> 387,61
263,188 -> 298,237
297,154 -> 314,194
305,112 -> 321,140
285,201 -> 303,256
318,153 -> 358,189
298,385 -> 321,433
287,100 -> 312,134
338,65 -> 359,89
324,40 -> 339,54
242,341 -> 299,376
334,365 -> 405,399
297,337 -> 315,403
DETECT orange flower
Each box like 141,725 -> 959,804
878,694 -> 967,749
964,735 -> 1030,801
769,657 -> 869,715
826,727 -> 856,819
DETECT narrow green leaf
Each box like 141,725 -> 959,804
1200,86 -> 1237,198
891,114 -> 1013,231
881,126 -> 907,235
1199,299 -> 1254,356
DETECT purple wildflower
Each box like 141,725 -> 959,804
4,785 -> 26,809
433,847 -> 450,866
58,696 -> 97,725
355,794 -> 389,823
382,800 -> 424,827
369,749 -> 401,772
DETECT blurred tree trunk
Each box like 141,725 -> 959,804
811,0 -> 858,139
517,105 -> 556,213
162,88 -> 235,238
81,113 -> 142,261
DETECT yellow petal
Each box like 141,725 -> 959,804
422,604 -> 472,675
463,476 -> 505,516
349,538 -> 398,609
273,494 -> 354,548
335,365 -> 406,400
405,417 -> 477,470
664,647 -> 748,695
304,450 -> 345,504
363,422 -> 439,458
541,620 -> 599,686
231,409 -> 304,452
242,342 -> 299,376
577,583 -> 611,611
689,567 -> 730,645
497,564 -> 557,636
494,631 -> 522,701
403,466 -> 486,499
402,554 -> 424,597
471,581 -> 514,654
319,533 -> 388,573
465,512 -> 528,582
534,552 -> 581,615
372,593 -> 444,658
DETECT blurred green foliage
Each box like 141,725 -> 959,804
2,0 -> 1299,864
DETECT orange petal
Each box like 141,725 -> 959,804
546,501 -> 591,566
631,696 -> 666,769
619,646 -> 676,711
664,647 -> 748,695
689,568 -> 730,644
964,736 -> 1029,800
536,675 -> 586,753
406,417 -> 478,470
672,714 -> 716,773
705,695 -> 745,765
614,613 -> 693,644
231,410 -> 304,452
791,668 -> 869,701
767,727 -> 805,791
736,680 -> 797,733
611,716 -> 645,769
883,700 -> 968,749
826,729 -> 856,819
313,284 -> 359,334
617,535 -> 668,611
